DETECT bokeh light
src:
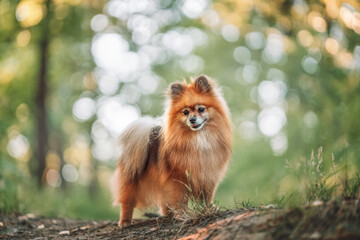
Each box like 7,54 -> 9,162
258,107 -> 287,137
301,56 -> 318,74
245,32 -> 265,50
72,97 -> 96,122
7,133 -> 30,160
46,169 -> 62,187
62,164 -> 79,183
221,24 -> 240,42
16,30 -> 31,47
16,0 -> 44,27
263,33 -> 285,64
180,0 -> 208,19
90,14 -> 109,32
97,97 -> 140,136
258,80 -> 287,107
233,46 -> 251,65
270,132 -> 288,156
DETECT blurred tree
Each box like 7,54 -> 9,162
0,0 -> 105,189
35,0 -> 50,187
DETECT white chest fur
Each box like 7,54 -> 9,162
196,130 -> 212,150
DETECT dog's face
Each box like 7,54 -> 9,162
166,75 -> 219,132
182,104 -> 209,131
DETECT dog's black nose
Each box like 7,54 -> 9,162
189,117 -> 197,124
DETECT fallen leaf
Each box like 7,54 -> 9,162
59,230 -> 70,235
26,213 -> 36,219
80,225 -> 90,230
37,224 -> 45,229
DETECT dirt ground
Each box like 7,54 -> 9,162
1,199 -> 359,239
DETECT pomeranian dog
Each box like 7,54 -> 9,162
111,75 -> 232,227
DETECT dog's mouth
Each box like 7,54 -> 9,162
190,119 -> 207,130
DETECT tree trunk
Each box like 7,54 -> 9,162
35,0 -> 51,187
35,38 -> 49,187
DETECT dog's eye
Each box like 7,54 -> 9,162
183,110 -> 189,115
198,107 -> 205,113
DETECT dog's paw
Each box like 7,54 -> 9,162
118,220 -> 132,228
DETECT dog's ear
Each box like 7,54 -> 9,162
194,75 -> 211,94
168,82 -> 184,99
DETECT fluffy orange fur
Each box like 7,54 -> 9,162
111,75 -> 232,227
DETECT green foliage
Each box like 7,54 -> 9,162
234,198 -> 256,209
342,172 -> 360,199
271,192 -> 298,208
277,147 -> 360,207
0,157 -> 21,213
297,147 -> 337,202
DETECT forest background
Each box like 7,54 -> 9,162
0,0 -> 360,220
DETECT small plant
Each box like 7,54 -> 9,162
283,147 -> 360,206
171,171 -> 220,222
234,198 -> 255,208
271,192 -> 298,208
342,172 -> 360,199
284,147 -> 337,203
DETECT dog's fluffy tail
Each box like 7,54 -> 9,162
111,117 -> 157,206
110,117 -> 156,206
117,116 -> 157,182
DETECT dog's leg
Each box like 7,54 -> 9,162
119,203 -> 134,227
200,183 -> 217,207
159,181 -> 188,217
119,184 -> 137,227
